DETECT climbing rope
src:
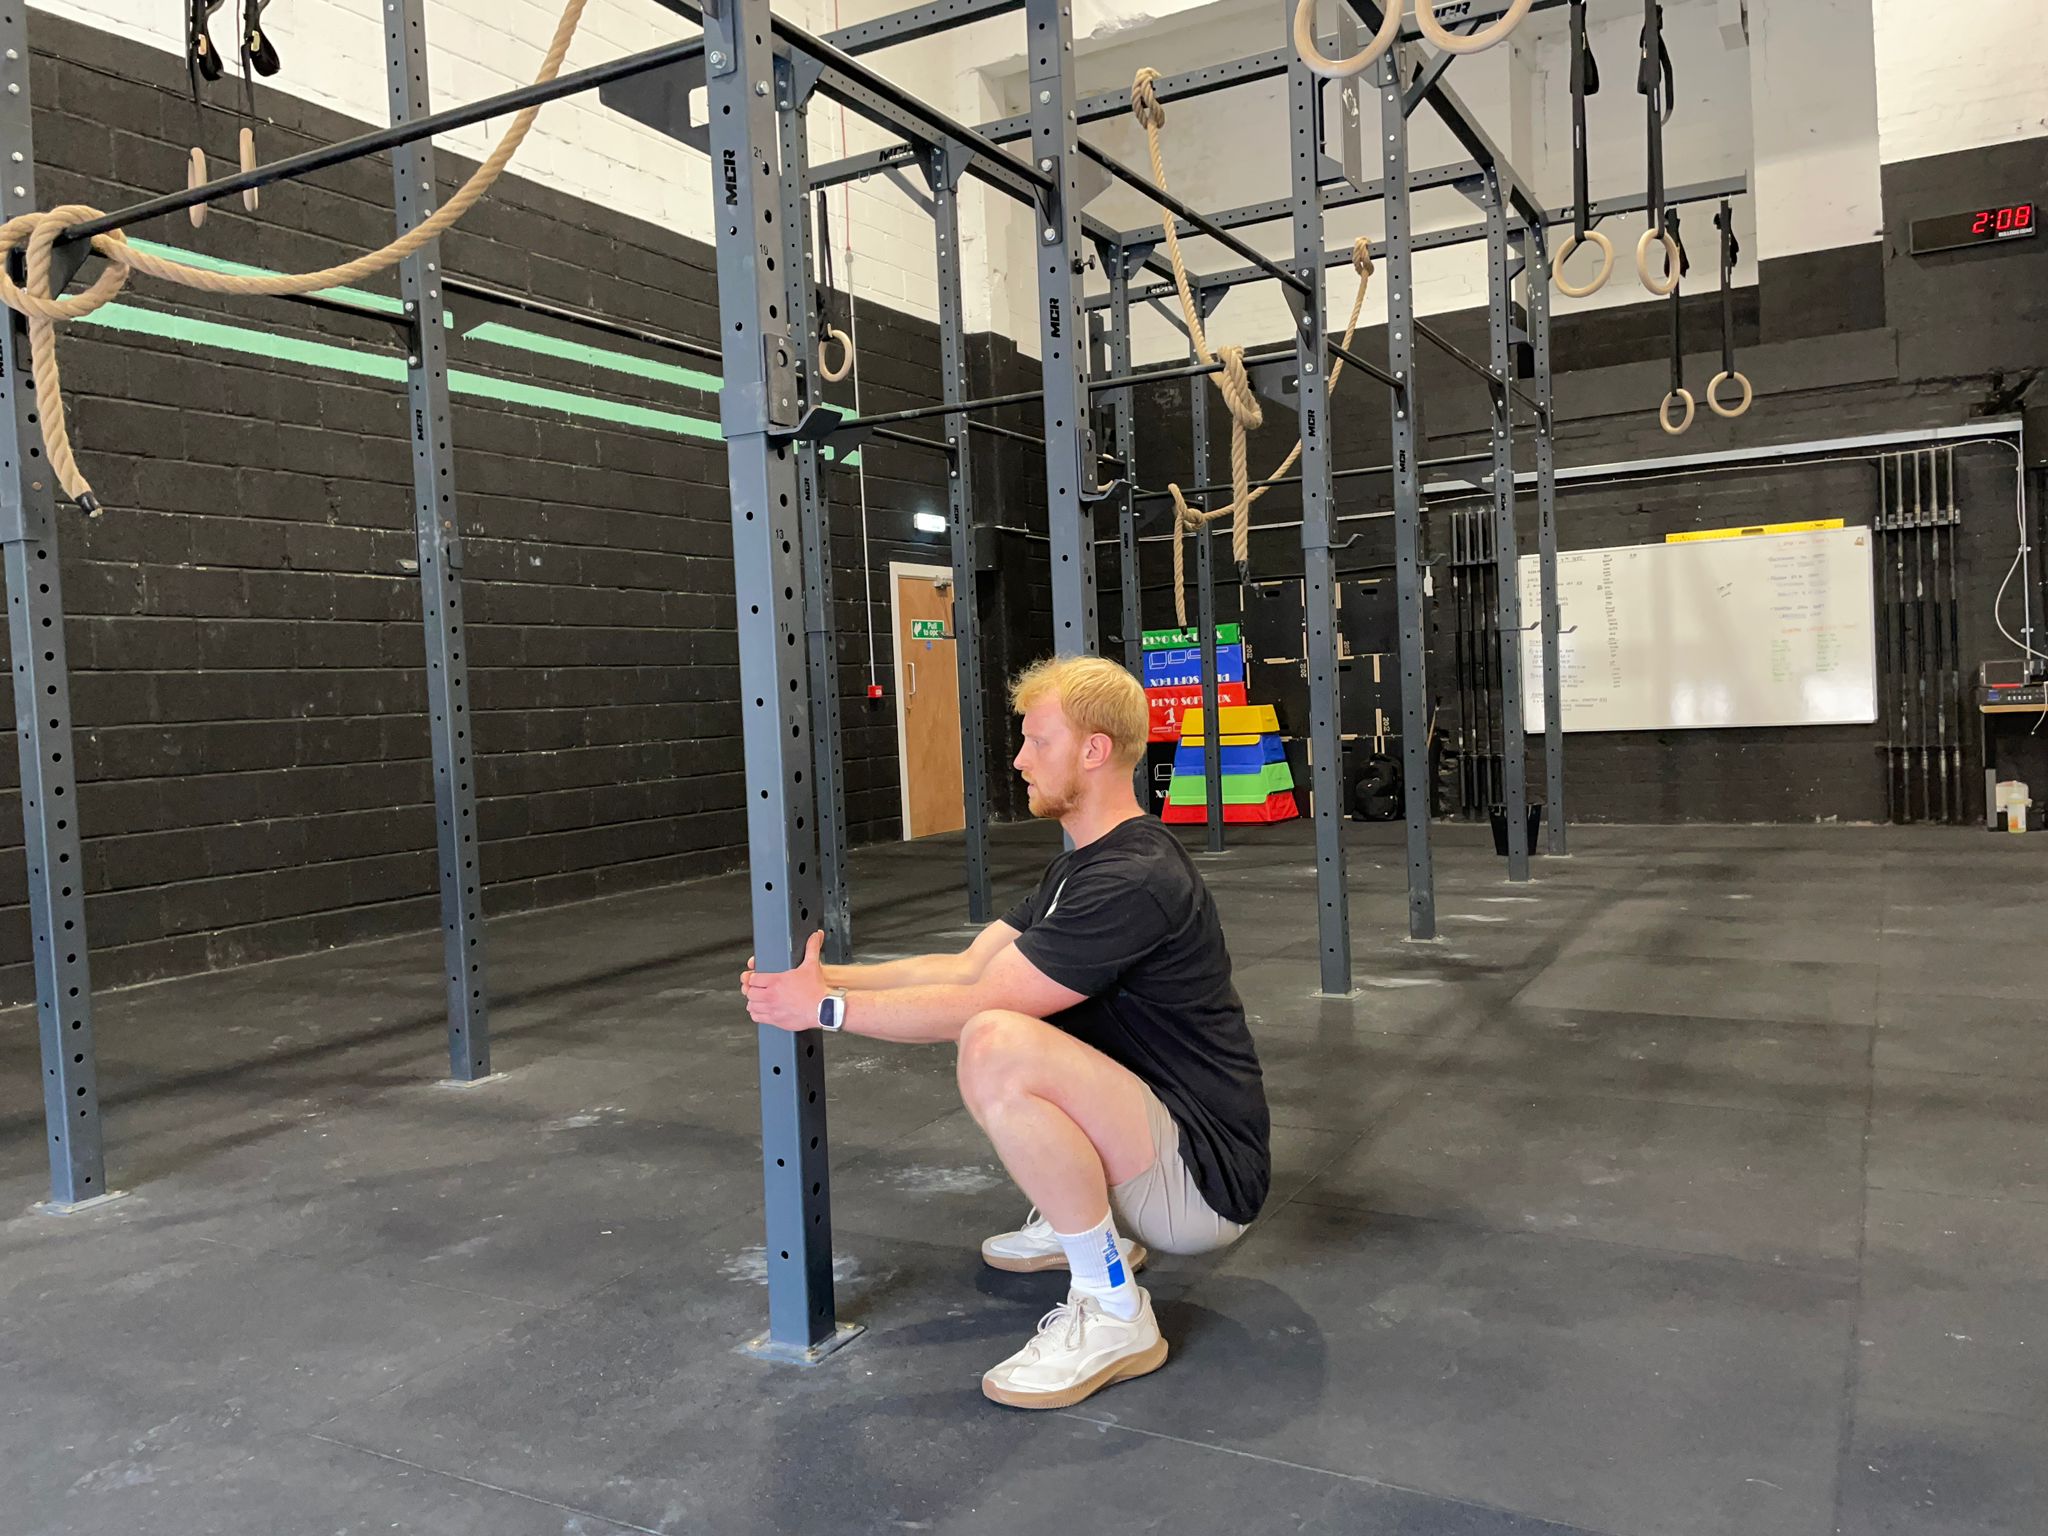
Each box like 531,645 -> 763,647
1131,67 -> 1378,627
0,0 -> 589,513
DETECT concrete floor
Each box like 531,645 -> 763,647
1,820 -> 2043,1536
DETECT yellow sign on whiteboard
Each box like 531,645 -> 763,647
1666,519 -> 1845,544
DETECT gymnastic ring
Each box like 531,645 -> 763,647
187,147 -> 209,229
1637,227 -> 1681,296
1659,388 -> 1695,436
1293,0 -> 1403,79
1415,0 -> 1536,54
1552,229 -> 1614,298
819,326 -> 854,383
1707,370 -> 1753,419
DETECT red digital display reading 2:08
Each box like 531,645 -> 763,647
1911,202 -> 2041,255
1970,204 -> 2036,236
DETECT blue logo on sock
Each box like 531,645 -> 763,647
1102,1231 -> 1126,1289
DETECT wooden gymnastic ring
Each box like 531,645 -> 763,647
819,326 -> 854,383
1708,370 -> 1753,419
1292,0 -> 1403,79
1415,0 -> 1536,54
1659,388 -> 1695,436
240,128 -> 260,213
1553,229 -> 1614,298
1636,227 -> 1681,296
188,147 -> 209,229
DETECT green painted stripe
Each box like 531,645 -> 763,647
447,366 -> 723,441
70,300 -> 859,464
461,320 -> 723,395
127,237 -> 408,316
77,300 -> 409,380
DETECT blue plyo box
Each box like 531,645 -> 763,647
1172,737 -> 1285,777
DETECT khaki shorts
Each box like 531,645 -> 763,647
1109,1087 -> 1247,1257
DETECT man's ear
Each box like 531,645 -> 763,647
1084,731 -> 1115,769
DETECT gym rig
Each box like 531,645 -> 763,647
0,0 -> 1755,1358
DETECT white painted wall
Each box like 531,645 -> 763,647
1744,0 -> 1881,258
1873,0 -> 2048,164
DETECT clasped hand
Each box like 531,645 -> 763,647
739,929 -> 828,1033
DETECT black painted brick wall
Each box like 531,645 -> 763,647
0,12 -> 960,998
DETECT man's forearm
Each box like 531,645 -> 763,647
822,954 -> 971,990
841,983 -> 987,1045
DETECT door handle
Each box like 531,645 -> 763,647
907,660 -> 917,698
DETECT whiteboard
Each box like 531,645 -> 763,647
1516,527 -> 1879,733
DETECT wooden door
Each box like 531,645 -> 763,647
895,570 -> 965,838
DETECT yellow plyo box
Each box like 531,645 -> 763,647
1180,704 -> 1281,741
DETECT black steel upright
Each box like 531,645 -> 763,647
779,69 -> 853,961
1290,31 -> 1352,992
1378,52 -> 1437,940
705,0 -> 851,1362
1105,245 -> 1149,807
1105,247 -> 1143,679
1,11 -> 107,1208
1188,302 -> 1225,853
930,143 -> 994,922
1482,169 -> 1531,882
387,0 -> 492,1079
1527,222 -> 1567,853
1026,0 -> 1097,657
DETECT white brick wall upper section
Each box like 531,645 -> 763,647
1873,0 -> 2048,164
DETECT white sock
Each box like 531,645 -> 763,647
1054,1210 -> 1141,1320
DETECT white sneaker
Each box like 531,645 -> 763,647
982,1288 -> 1169,1410
980,1207 -> 1148,1276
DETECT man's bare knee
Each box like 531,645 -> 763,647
957,1010 -> 1049,1112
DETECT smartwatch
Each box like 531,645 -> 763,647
817,989 -> 849,1032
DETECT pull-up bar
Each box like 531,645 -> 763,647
1075,141 -> 1311,300
1132,447 -> 1495,505
826,335 -> 1399,438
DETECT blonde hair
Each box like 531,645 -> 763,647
1009,655 -> 1149,769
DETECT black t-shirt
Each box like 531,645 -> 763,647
1002,817 -> 1269,1225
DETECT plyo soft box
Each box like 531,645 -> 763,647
1142,644 -> 1246,690
1148,682 -> 1246,742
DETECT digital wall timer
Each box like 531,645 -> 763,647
1910,203 -> 2038,255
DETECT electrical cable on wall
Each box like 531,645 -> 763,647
1990,439 -> 2048,667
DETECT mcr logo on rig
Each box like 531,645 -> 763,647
722,149 -> 740,208
1048,297 -> 1063,339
